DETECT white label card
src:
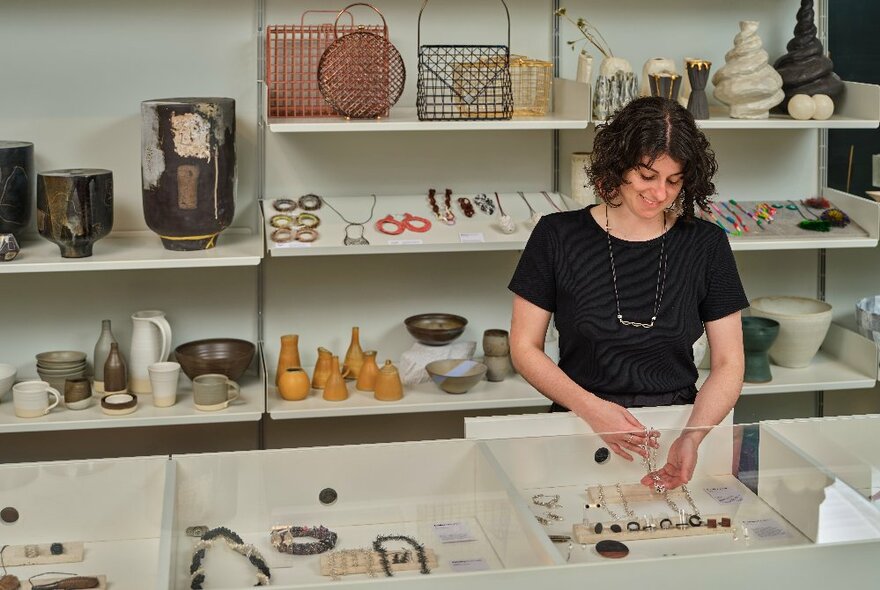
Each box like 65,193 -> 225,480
459,232 -> 485,243
433,522 -> 476,543
705,486 -> 744,505
387,239 -> 423,245
274,241 -> 311,248
450,558 -> 490,573
742,519 -> 789,540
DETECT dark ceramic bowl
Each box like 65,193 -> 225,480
175,338 -> 255,381
404,313 -> 468,346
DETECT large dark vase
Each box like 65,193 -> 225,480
141,97 -> 236,251
742,317 -> 780,383
36,168 -> 113,258
0,141 -> 34,238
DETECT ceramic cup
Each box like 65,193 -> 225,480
482,329 -> 510,357
12,380 -> 61,418
484,354 -> 514,382
64,377 -> 92,410
192,373 -> 240,411
148,361 -> 181,408
742,317 -> 780,383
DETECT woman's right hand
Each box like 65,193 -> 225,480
574,397 -> 656,461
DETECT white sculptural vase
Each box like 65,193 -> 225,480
129,310 -> 173,394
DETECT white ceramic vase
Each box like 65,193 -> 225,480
712,21 -> 784,119
576,51 -> 594,85
640,58 -> 677,97
129,310 -> 173,393
749,296 -> 832,368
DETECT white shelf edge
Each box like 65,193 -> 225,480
698,324 -> 878,396
0,229 -> 263,274
267,373 -> 550,420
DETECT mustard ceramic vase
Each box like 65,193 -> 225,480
312,347 -> 333,389
373,360 -> 403,402
356,350 -> 379,392
323,355 -> 349,401
342,326 -> 364,380
276,334 -> 302,387
278,367 -> 310,401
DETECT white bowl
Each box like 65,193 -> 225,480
750,296 -> 832,368
0,363 -> 16,396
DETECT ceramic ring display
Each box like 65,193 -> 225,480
270,214 -> 294,229
749,296 -> 832,368
272,198 -> 297,213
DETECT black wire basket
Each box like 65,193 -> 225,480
416,0 -> 513,121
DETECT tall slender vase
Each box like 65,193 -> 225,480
342,327 -> 364,380
356,351 -> 379,392
104,342 -> 127,394
36,169 -> 113,258
323,356 -> 348,401
576,51 -> 593,86
686,59 -> 712,120
93,319 -> 118,393
129,310 -> 172,394
0,141 -> 33,239
276,334 -> 301,387
141,98 -> 236,251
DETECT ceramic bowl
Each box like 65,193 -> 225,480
0,363 -> 16,396
425,359 -> 487,394
36,351 -> 87,365
855,295 -> 880,346
35,363 -> 87,375
404,313 -> 468,346
175,338 -> 256,381
749,296 -> 833,368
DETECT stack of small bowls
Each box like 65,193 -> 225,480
36,351 -> 87,391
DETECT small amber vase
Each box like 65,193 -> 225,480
323,355 -> 349,401
343,326 -> 364,380
278,367 -> 311,401
373,360 -> 403,402
276,334 -> 302,387
356,350 -> 380,392
312,347 -> 333,389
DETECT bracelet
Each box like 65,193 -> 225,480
458,197 -> 475,217
271,228 -> 293,243
190,526 -> 271,589
532,494 -> 560,508
402,213 -> 431,232
272,198 -> 297,213
474,193 -> 495,215
270,214 -> 294,229
298,193 -> 323,211
270,525 -> 338,555
372,535 -> 430,577
296,212 -> 321,228
295,227 -> 319,242
375,215 -> 405,235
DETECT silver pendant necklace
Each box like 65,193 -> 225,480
605,205 -> 668,329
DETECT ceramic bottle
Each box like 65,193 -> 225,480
278,367 -> 311,401
103,342 -> 127,394
93,319 -> 118,393
312,347 -> 333,389
276,334 -> 302,387
373,360 -> 403,402
129,310 -> 172,394
342,327 -> 364,380
322,356 -> 348,401
355,351 -> 379,392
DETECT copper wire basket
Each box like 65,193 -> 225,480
317,3 -> 405,119
265,8 -> 385,118
510,55 -> 553,116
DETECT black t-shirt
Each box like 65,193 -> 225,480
508,205 -> 748,408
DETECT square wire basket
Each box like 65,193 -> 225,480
510,55 -> 553,116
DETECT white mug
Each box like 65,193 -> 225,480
13,380 -> 61,418
148,361 -> 181,408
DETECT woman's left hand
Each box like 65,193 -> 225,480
641,431 -> 700,490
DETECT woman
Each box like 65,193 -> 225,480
509,97 -> 748,491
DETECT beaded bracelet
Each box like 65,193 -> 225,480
190,526 -> 271,589
372,535 -> 430,577
270,525 -> 338,555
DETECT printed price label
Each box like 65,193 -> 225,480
433,522 -> 476,543
387,239 -> 424,245
450,558 -> 490,572
705,486 -> 744,505
459,232 -> 485,243
742,519 -> 789,540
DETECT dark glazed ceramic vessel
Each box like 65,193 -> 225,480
742,317 -> 780,383
0,141 -> 34,238
686,60 -> 712,120
37,168 -> 113,258
141,97 -> 236,251
404,313 -> 468,346
175,338 -> 255,381
648,73 -> 682,101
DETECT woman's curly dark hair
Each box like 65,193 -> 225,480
587,96 -> 718,220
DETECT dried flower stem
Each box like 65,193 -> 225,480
555,8 -> 613,58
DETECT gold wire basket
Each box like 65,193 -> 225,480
510,55 -> 553,116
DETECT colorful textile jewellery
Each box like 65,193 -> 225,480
270,525 -> 338,555
190,526 -> 271,589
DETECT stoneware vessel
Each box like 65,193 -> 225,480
0,234 -> 20,262
576,51 -> 594,85
0,141 -> 33,239
129,310 -> 172,394
712,21 -> 784,119
593,57 -> 638,120
749,296 -> 832,368
192,373 -> 240,411
482,329 -> 510,357
356,350 -> 379,392
103,342 -> 128,394
93,319 -> 118,393
322,355 -> 348,401
278,367 -> 311,401
685,59 -> 712,120
484,354 -> 514,382
12,380 -> 61,418
275,334 -> 301,387
36,168 -> 113,258
312,347 -> 336,389
141,97 -> 236,251
373,360 -> 403,402
64,378 -> 92,410
148,361 -> 181,407
343,326 -> 364,380
855,295 -> 880,345
425,359 -> 487,394
742,317 -> 780,383
640,58 -> 677,97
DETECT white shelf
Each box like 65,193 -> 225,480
698,324 -> 878,396
0,229 -> 263,274
263,192 -> 567,256
266,78 -> 590,133
268,372 -> 550,420
0,374 -> 265,433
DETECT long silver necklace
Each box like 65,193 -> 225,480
596,483 -> 635,520
322,194 -> 378,245
641,427 -> 700,516
605,206 -> 668,329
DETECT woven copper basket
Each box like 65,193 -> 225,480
266,8 -> 385,118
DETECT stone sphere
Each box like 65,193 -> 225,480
812,94 -> 835,120
788,94 -> 816,120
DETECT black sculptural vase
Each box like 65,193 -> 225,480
36,169 -> 114,258
141,97 -> 236,251
0,141 -> 34,239
686,60 -> 712,120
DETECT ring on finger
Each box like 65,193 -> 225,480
624,434 -> 633,444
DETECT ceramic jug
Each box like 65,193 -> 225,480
342,326 -> 364,380
278,367 -> 311,401
276,334 -> 302,387
129,310 -> 172,394
322,356 -> 348,401
374,360 -> 403,402
356,350 -> 379,392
